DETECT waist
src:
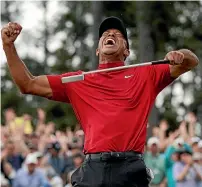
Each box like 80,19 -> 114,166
85,151 -> 142,161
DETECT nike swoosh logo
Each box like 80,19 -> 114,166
124,75 -> 133,78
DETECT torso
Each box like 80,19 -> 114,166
66,67 -> 155,153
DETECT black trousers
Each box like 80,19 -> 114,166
71,153 -> 152,187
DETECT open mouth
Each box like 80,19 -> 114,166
104,38 -> 116,46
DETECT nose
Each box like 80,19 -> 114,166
108,32 -> 115,37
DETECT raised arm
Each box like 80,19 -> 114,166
1,22 -> 52,98
164,49 -> 199,78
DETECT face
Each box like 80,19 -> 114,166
181,153 -> 191,163
171,153 -> 179,161
5,109 -> 15,122
150,144 -> 159,154
192,143 -> 199,152
152,127 -> 159,137
73,157 -> 84,168
27,163 -> 36,174
96,29 -> 129,61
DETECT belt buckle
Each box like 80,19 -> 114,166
113,152 -> 126,160
100,152 -> 111,161
110,152 -> 120,158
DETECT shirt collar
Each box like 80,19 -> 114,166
98,61 -> 125,69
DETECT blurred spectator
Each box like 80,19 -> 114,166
45,122 -> 56,135
198,140 -> 202,153
164,137 -> 192,187
46,167 -> 63,187
1,140 -> 24,171
191,137 -> 201,152
27,142 -> 38,153
13,153 -> 50,187
1,107 -> 202,186
0,172 -> 9,187
193,152 -> 202,187
65,170 -> 74,187
46,142 -> 74,176
72,152 -> 84,169
4,108 -> 33,135
158,120 -> 169,152
36,108 -> 46,126
1,161 -> 16,186
144,137 -> 166,187
187,112 -> 202,138
173,149 -> 199,187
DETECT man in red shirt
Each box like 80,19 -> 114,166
2,17 -> 199,187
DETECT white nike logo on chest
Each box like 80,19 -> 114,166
124,75 -> 133,78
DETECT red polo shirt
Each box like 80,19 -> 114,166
47,62 -> 174,153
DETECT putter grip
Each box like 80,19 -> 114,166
151,60 -> 170,65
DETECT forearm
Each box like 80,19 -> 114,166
160,178 -> 167,187
176,165 -> 190,181
178,49 -> 199,70
188,123 -> 195,137
3,44 -> 34,93
193,166 -> 202,180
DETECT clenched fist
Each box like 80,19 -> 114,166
165,51 -> 185,65
1,22 -> 22,46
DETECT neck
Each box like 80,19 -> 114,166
28,170 -> 34,175
99,55 -> 124,64
99,59 -> 123,64
151,152 -> 158,156
98,61 -> 124,69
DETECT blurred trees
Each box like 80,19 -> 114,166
1,1 -> 202,130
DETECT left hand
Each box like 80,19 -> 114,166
165,51 -> 184,65
160,183 -> 166,187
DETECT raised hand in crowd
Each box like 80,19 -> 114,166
159,120 -> 169,151
37,108 -> 46,125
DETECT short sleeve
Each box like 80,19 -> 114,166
46,71 -> 82,103
149,64 -> 175,95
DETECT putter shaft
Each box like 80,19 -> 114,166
61,60 -> 170,83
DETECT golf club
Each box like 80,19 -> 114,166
61,59 -> 170,83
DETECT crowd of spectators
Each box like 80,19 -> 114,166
1,108 -> 202,187
145,112 -> 202,187
1,108 -> 84,187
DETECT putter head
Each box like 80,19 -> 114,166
61,74 -> 84,83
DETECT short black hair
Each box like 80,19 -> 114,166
176,148 -> 192,155
72,152 -> 84,160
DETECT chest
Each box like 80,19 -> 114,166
19,174 -> 42,187
68,70 -> 151,104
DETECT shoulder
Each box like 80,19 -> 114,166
159,154 -> 165,160
36,168 -> 45,174
46,70 -> 83,80
61,70 -> 83,77
51,176 -> 63,184
16,168 -> 26,176
173,162 -> 183,170
143,152 -> 151,160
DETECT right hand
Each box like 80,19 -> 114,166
1,149 -> 8,161
1,22 -> 22,46
159,120 -> 168,131
186,156 -> 193,166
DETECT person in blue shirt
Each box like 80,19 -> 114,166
13,153 -> 50,187
164,138 -> 192,187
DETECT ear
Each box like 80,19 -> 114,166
124,49 -> 130,58
96,48 -> 99,56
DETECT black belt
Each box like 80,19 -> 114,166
85,151 -> 142,161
